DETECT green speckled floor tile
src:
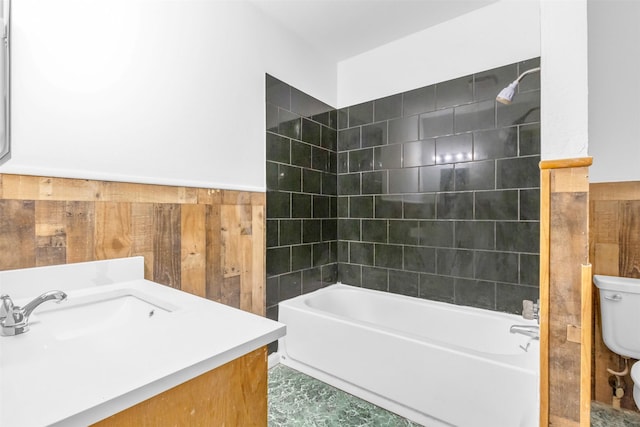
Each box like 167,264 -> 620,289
268,364 -> 422,427
269,367 -> 640,426
591,401 -> 640,426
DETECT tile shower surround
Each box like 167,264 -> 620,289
266,58 -> 540,321
265,75 -> 338,331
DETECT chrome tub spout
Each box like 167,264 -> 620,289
509,324 -> 539,339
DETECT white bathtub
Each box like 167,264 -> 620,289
278,284 -> 539,427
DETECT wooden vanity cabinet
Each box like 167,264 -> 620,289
92,346 -> 267,426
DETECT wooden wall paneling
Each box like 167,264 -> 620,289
580,263 -> 592,427
180,204 -> 207,297
177,186 -> 199,205
152,204 -> 181,288
222,275 -> 241,309
196,188 -> 221,206
590,181 -> 640,201
240,204 -> 257,313
593,298 -> 610,403
590,198 -> 620,405
101,181 -> 199,204
4,175 -> 34,199
43,177 -> 99,202
590,199 -> 610,405
219,203 -> 255,310
619,201 -> 640,277
0,175 -> 52,200
221,204 -> 251,279
0,174 -> 267,318
35,201 -> 67,266
548,193 -> 584,425
240,231 -> 253,313
547,166 -> 590,426
551,167 -> 590,193
131,203 -> 155,280
593,243 -> 619,276
64,201 -> 95,264
222,190 -> 252,206
3,175 -> 99,202
251,205 -> 265,316
0,200 -> 36,270
219,202 -> 256,310
205,204 -> 223,302
590,187 -> 640,411
590,200 -> 621,404
94,202 -> 132,261
539,168 -> 551,427
0,174 -> 205,205
591,201 -> 619,247
251,192 -> 266,206
91,346 -> 268,426
616,208 -> 640,409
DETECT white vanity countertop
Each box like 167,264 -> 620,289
0,257 -> 286,427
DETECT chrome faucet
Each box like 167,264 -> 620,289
0,290 -> 67,336
509,324 -> 539,339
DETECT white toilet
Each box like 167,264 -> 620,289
594,274 -> 640,408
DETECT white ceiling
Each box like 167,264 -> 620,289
248,0 -> 498,62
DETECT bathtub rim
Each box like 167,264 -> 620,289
278,282 -> 539,372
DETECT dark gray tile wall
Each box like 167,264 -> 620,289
336,58 -> 541,314
265,75 -> 338,332
266,58 -> 541,322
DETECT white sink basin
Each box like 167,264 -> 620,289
31,289 -> 178,341
0,257 -> 286,427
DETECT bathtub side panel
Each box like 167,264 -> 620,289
279,303 -> 539,427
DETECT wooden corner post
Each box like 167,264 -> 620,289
539,158 -> 592,427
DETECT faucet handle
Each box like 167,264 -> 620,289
0,294 -> 13,320
522,299 -> 534,319
522,299 -> 540,324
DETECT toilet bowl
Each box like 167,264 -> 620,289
594,275 -> 640,408
632,362 -> 640,408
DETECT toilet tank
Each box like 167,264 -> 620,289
594,275 -> 640,359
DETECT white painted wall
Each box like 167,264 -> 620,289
540,0 -> 589,161
2,0 -> 336,191
338,0 -> 594,163
4,0 -> 602,188
336,1 -> 541,108
588,0 -> 640,183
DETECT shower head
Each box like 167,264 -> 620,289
496,81 -> 519,105
496,67 -> 541,105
